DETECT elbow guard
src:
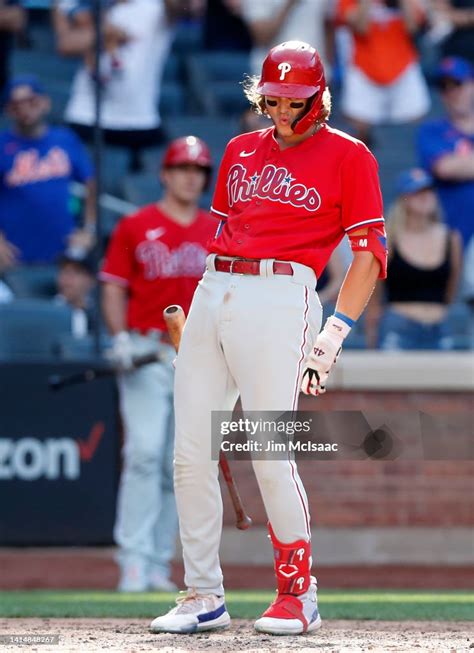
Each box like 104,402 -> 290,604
349,226 -> 388,279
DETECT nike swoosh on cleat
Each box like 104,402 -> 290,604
239,149 -> 256,157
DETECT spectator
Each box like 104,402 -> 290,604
54,0 -> 178,172
55,250 -> 96,337
366,168 -> 463,349
431,0 -> 474,64
203,0 -> 252,51
100,136 -> 217,592
337,0 -> 430,145
0,76 -> 96,266
417,56 -> 474,249
0,0 -> 25,101
239,0 -> 333,76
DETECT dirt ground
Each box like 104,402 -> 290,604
0,618 -> 472,653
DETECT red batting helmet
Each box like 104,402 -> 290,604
162,135 -> 212,170
256,41 -> 327,135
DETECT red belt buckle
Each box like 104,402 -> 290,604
229,258 -> 245,275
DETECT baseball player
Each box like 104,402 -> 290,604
100,136 -> 216,592
151,41 -> 387,634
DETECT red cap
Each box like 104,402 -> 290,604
162,136 -> 212,169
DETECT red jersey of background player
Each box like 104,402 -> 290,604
210,124 -> 385,278
100,205 -> 216,332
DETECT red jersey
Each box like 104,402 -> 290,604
100,204 -> 216,332
209,125 -> 384,278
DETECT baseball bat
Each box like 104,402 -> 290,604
48,352 -> 161,391
163,304 -> 252,531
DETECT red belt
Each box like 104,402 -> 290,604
214,257 -> 294,276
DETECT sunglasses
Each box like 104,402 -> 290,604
266,99 -> 306,109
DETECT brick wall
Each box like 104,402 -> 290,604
220,391 -> 473,528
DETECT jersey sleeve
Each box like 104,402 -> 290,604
210,142 -> 233,221
66,129 -> 94,182
340,145 -> 384,233
99,218 -> 133,286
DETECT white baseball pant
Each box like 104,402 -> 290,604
174,255 -> 322,595
114,333 -> 178,579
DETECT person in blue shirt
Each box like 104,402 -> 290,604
416,56 -> 474,250
0,75 -> 96,266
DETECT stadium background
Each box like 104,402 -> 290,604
0,1 -> 472,600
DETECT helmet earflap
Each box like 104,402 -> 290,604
291,89 -> 324,134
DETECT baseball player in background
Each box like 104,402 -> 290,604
151,41 -> 387,634
100,136 -> 216,592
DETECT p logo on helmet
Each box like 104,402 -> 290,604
278,62 -> 292,81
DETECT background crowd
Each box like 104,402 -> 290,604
0,0 -> 473,358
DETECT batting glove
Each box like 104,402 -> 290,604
106,331 -> 135,372
301,315 -> 352,396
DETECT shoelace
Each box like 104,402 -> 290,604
175,591 -> 214,614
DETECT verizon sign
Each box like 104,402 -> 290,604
0,361 -> 118,545
0,438 -> 80,481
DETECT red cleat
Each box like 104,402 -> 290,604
254,576 -> 322,635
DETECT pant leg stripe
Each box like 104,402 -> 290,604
291,286 -> 310,412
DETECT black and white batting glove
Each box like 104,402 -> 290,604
301,315 -> 352,396
106,331 -> 136,372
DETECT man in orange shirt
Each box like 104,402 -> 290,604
337,0 -> 430,144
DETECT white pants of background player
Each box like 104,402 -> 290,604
174,255 -> 322,595
114,333 -> 178,584
342,62 -> 431,124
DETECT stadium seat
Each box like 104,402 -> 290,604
160,81 -> 187,117
171,19 -> 204,54
188,51 -> 250,83
12,50 -> 80,82
122,173 -> 163,208
55,333 -> 112,360
4,265 -> 58,299
140,145 -> 167,175
121,172 -> 213,211
162,53 -> 183,84
0,299 -> 73,359
164,115 -> 239,165
185,51 -> 251,115
101,147 -> 132,195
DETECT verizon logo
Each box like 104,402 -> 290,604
0,423 -> 104,481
